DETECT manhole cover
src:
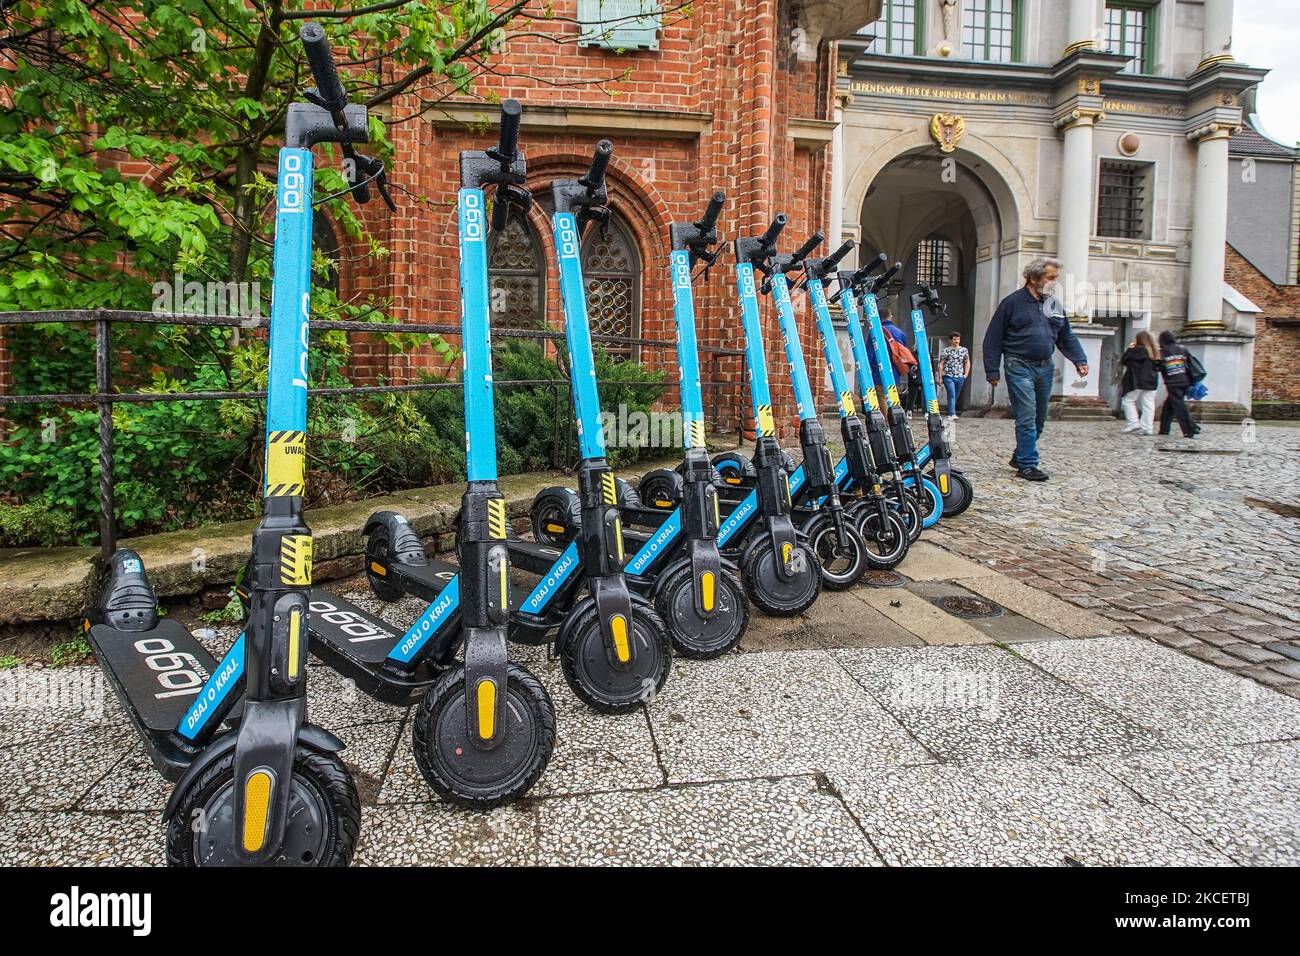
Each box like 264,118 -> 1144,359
861,569 -> 907,588
934,595 -> 1003,619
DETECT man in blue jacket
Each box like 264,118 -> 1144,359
984,258 -> 1088,481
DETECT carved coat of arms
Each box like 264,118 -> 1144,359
929,113 -> 965,153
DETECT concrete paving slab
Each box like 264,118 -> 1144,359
830,758 -> 1231,866
830,645 -> 1163,761
1019,635 -> 1300,747
1104,741 -> 1300,866
0,724 -> 134,811
905,580 -> 1071,644
957,574 -> 1118,638
0,665 -> 122,751
355,801 -> 538,866
0,811 -> 163,866
649,649 -> 933,783
536,776 -> 882,866
738,589 -> 923,653
899,540 -> 1001,582
854,588 -> 993,646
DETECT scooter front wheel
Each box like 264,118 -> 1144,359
560,602 -> 672,713
938,470 -> 974,518
888,491 -> 924,544
806,516 -> 870,591
741,537 -> 821,617
165,745 -> 360,867
855,507 -> 910,569
412,663 -> 556,810
654,563 -> 750,659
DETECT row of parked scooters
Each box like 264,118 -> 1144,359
80,25 -> 974,866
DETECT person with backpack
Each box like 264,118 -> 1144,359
1156,328 -> 1202,438
983,258 -> 1089,481
1119,330 -> 1160,435
879,308 -> 919,411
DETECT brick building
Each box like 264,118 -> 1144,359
342,1 -> 881,436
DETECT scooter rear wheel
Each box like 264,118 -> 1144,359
365,522 -> 411,602
165,745 -> 360,867
807,517 -> 870,591
741,537 -> 821,617
654,563 -> 750,659
531,487 -> 581,547
560,602 -> 672,713
412,662 -> 556,810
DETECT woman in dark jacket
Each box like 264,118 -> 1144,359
1119,330 -> 1160,435
1157,329 -> 1200,438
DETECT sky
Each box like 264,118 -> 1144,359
1235,0 -> 1300,146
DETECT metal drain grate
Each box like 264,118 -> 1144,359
934,595 -> 1003,619
861,569 -> 906,588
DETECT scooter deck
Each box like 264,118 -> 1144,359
306,589 -> 440,705
88,619 -> 230,781
507,539 -> 569,575
369,556 -> 458,604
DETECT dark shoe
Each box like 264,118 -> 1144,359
1008,454 -> 1020,468
1016,466 -> 1050,482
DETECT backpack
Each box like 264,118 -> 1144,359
887,336 -> 918,377
1187,352 -> 1207,385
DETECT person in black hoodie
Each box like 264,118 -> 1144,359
1119,330 -> 1160,435
1156,328 -> 1200,438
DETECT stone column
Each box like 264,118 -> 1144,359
829,92 -> 852,250
1064,0 -> 1100,55
1198,0 -> 1235,70
1055,108 -> 1103,319
1185,122 -> 1234,330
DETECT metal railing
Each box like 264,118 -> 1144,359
0,309 -> 747,560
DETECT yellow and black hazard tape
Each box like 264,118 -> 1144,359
756,403 -> 774,437
265,430 -> 306,498
601,471 -> 618,505
280,534 -> 313,587
688,419 -> 707,448
487,498 -> 508,540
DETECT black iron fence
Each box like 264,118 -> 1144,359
0,309 -> 746,560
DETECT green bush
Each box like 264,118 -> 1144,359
0,496 -> 74,548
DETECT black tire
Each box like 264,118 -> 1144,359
740,536 -> 821,617
654,564 -> 749,659
854,506 -> 911,569
531,487 -> 581,547
806,516 -> 869,591
165,745 -> 360,867
364,522 -> 409,602
412,662 -> 555,810
888,489 -> 925,544
560,602 -> 672,713
709,451 -> 754,488
939,470 -> 974,518
638,468 -> 683,510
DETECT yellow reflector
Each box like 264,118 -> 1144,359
781,542 -> 793,565
613,518 -> 625,562
701,572 -> 715,612
476,679 -> 497,740
713,495 -> 721,526
82,618 -> 90,633
940,474 -> 949,494
242,770 -> 272,853
655,500 -> 670,508
545,522 -> 566,533
611,614 -> 630,663
369,561 -> 387,576
498,559 -> 508,609
726,476 -> 740,484
287,609 -> 301,680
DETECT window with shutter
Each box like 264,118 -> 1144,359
577,0 -> 662,52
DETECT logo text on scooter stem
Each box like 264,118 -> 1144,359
277,151 -> 306,213
462,191 -> 485,242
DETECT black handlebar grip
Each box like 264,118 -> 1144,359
583,139 -> 613,187
825,239 -> 855,270
865,251 -> 888,273
878,261 -> 902,287
497,99 -> 522,159
760,214 -> 787,245
300,24 -> 347,113
791,231 -> 824,263
700,191 -> 725,229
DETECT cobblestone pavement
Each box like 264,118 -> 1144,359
1,416 -> 1298,866
932,416 -> 1300,698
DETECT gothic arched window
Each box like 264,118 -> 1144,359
582,213 -> 641,358
488,216 -> 545,331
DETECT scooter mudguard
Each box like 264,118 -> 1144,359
462,624 -> 510,749
229,697 -> 304,866
683,535 -> 724,619
588,573 -> 638,669
363,511 -> 428,568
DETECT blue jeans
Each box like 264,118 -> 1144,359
942,375 -> 965,416
1004,355 -> 1054,468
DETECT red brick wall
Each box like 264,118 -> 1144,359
1225,244 -> 1300,405
349,0 -> 837,440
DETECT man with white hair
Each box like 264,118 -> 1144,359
983,258 -> 1089,481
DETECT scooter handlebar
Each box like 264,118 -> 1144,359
823,239 -> 854,271
790,231 -> 824,264
496,99 -> 522,160
582,139 -> 613,189
760,214 -> 787,245
871,261 -> 902,291
300,23 -> 347,114
699,191 -> 726,229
